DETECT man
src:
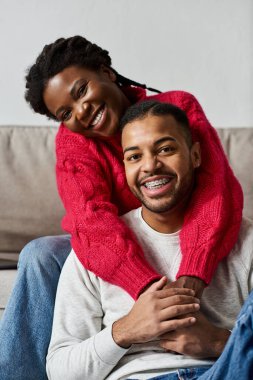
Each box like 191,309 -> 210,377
46,101 -> 253,380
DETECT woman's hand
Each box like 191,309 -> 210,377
112,277 -> 200,348
159,311 -> 230,358
165,276 -> 206,298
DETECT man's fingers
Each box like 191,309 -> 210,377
165,276 -> 206,298
159,340 -> 178,352
160,302 -> 200,321
158,294 -> 200,309
157,288 -> 196,299
144,276 -> 168,293
160,330 -> 181,340
159,316 -> 197,335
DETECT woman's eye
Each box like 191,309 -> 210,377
78,84 -> 87,97
62,110 -> 72,121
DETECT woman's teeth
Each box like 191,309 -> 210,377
91,108 -> 104,126
144,178 -> 170,189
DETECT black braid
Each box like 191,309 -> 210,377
114,71 -> 161,94
25,35 -> 161,120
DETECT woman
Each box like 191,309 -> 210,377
0,36 -> 243,380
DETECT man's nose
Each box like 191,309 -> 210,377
142,155 -> 162,173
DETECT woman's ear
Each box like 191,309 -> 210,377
99,64 -> 117,82
191,142 -> 201,168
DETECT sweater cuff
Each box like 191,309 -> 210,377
93,325 -> 129,365
109,253 -> 161,300
176,242 -> 218,284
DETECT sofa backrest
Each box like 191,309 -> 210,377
216,128 -> 253,222
0,126 -> 64,253
0,125 -> 252,254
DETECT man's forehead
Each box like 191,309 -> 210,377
122,115 -> 182,146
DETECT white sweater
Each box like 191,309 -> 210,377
47,209 -> 253,380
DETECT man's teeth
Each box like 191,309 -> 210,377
91,108 -> 104,126
144,178 -> 170,189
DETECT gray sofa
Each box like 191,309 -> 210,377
0,125 -> 253,318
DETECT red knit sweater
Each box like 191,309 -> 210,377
56,88 -> 243,300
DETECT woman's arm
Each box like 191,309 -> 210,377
55,127 -> 160,300
152,91 -> 243,285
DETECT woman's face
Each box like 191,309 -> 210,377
43,65 -> 131,138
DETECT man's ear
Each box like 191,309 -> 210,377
191,142 -> 201,168
99,64 -> 117,82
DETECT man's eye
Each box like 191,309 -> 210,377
159,146 -> 175,154
78,84 -> 87,97
128,154 -> 141,162
62,110 -> 72,121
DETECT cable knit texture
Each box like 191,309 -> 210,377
55,88 -> 243,300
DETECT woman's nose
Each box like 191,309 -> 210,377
76,101 -> 91,125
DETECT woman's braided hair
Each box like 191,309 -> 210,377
25,36 -> 160,121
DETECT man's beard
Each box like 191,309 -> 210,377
133,169 -> 195,214
132,186 -> 179,214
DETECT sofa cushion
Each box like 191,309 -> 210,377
0,126 -> 65,254
217,128 -> 253,222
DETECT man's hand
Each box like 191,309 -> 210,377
112,277 -> 200,349
159,311 -> 230,358
165,276 -> 206,298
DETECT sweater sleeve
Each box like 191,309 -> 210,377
56,129 -> 160,300
159,91 -> 243,284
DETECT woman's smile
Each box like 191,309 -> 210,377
43,65 -> 131,138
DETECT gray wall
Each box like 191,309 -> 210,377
1,0 -> 252,127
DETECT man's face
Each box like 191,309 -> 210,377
122,114 -> 201,215
43,65 -> 130,138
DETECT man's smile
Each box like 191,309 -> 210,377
139,175 -> 176,197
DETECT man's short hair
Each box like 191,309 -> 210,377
120,100 -> 192,147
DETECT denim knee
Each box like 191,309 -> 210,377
18,235 -> 71,271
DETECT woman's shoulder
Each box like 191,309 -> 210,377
56,123 -> 92,146
55,123 -> 98,156
55,124 -> 121,171
145,90 -> 198,105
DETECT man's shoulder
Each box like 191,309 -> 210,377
235,217 -> 253,250
121,207 -> 141,227
144,90 -> 198,105
228,217 -> 253,264
64,250 -> 100,287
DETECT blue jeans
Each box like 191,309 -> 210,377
1,237 -> 253,380
0,235 -> 71,380
128,290 -> 253,380
198,288 -> 253,379
128,366 -> 211,379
